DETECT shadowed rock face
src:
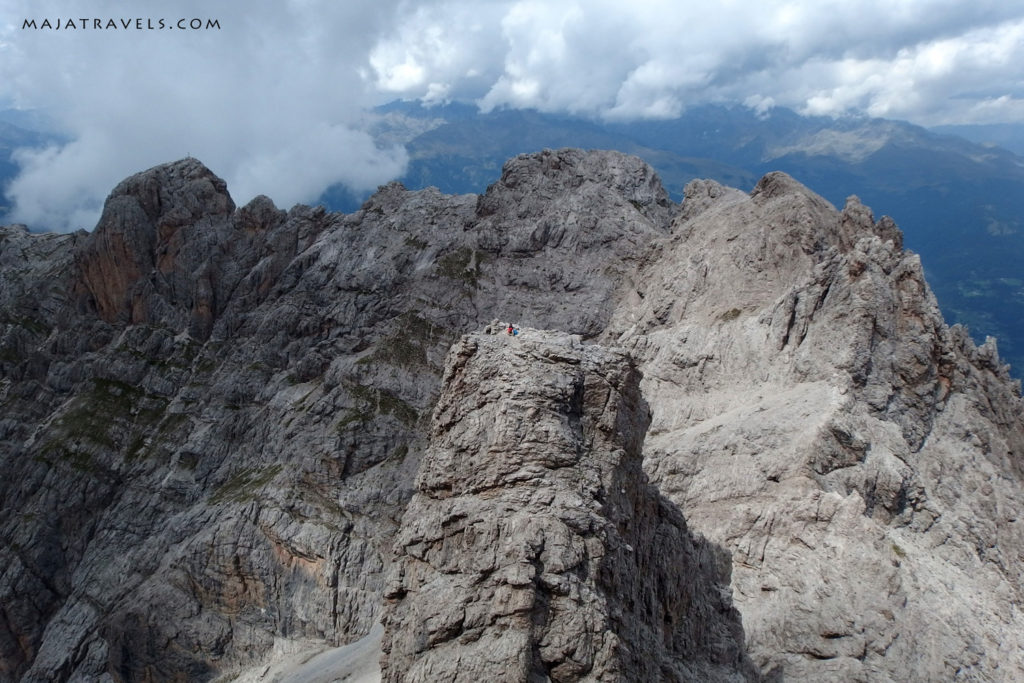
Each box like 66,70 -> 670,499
381,329 -> 757,682
1,148 -> 1023,681
606,173 -> 1024,681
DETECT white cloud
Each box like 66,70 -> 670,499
1,0 -> 408,231
371,0 -> 1024,126
369,1 -> 508,102
2,0 -> 1024,231
781,17 -> 1024,124
744,95 -> 776,118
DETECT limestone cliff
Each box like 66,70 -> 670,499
1,148 -> 1022,682
605,173 -> 1024,681
380,329 -> 756,681
0,150 -> 670,681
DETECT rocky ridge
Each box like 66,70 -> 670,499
381,329 -> 756,681
0,149 -> 671,681
0,148 -> 1022,681
605,173 -> 1024,680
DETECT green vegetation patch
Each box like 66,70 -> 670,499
391,443 -> 410,461
334,408 -> 370,434
351,384 -> 418,425
49,403 -> 115,449
358,335 -> 427,369
46,377 -> 171,462
357,312 -> 453,370
211,465 -> 283,504
89,378 -> 148,410
125,412 -> 191,462
181,339 -> 201,362
436,247 -> 490,288
334,383 -> 419,433
113,327 -> 204,372
196,357 -> 218,373
39,440 -> 99,473
6,315 -> 51,336
400,312 -> 450,344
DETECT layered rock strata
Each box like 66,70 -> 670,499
606,174 -> 1024,681
380,329 -> 757,682
0,150 -> 671,680
1,148 -> 1023,681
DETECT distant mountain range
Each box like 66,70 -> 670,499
932,123 -> 1024,157
319,101 -> 1024,375
2,103 -> 1022,374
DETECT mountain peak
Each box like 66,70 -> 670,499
2,150 -> 1024,680
103,157 -> 234,228
478,148 -> 672,222
73,158 -> 235,327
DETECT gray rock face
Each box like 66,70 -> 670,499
606,174 -> 1024,681
0,149 -> 674,681
1,147 -> 1023,681
381,329 -> 756,682
73,158 -> 235,331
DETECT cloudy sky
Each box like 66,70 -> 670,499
1,0 -> 1023,231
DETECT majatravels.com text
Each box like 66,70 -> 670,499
23,18 -> 221,31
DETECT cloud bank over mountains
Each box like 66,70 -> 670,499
1,0 -> 408,231
372,0 -> 1024,124
1,0 -> 1023,231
